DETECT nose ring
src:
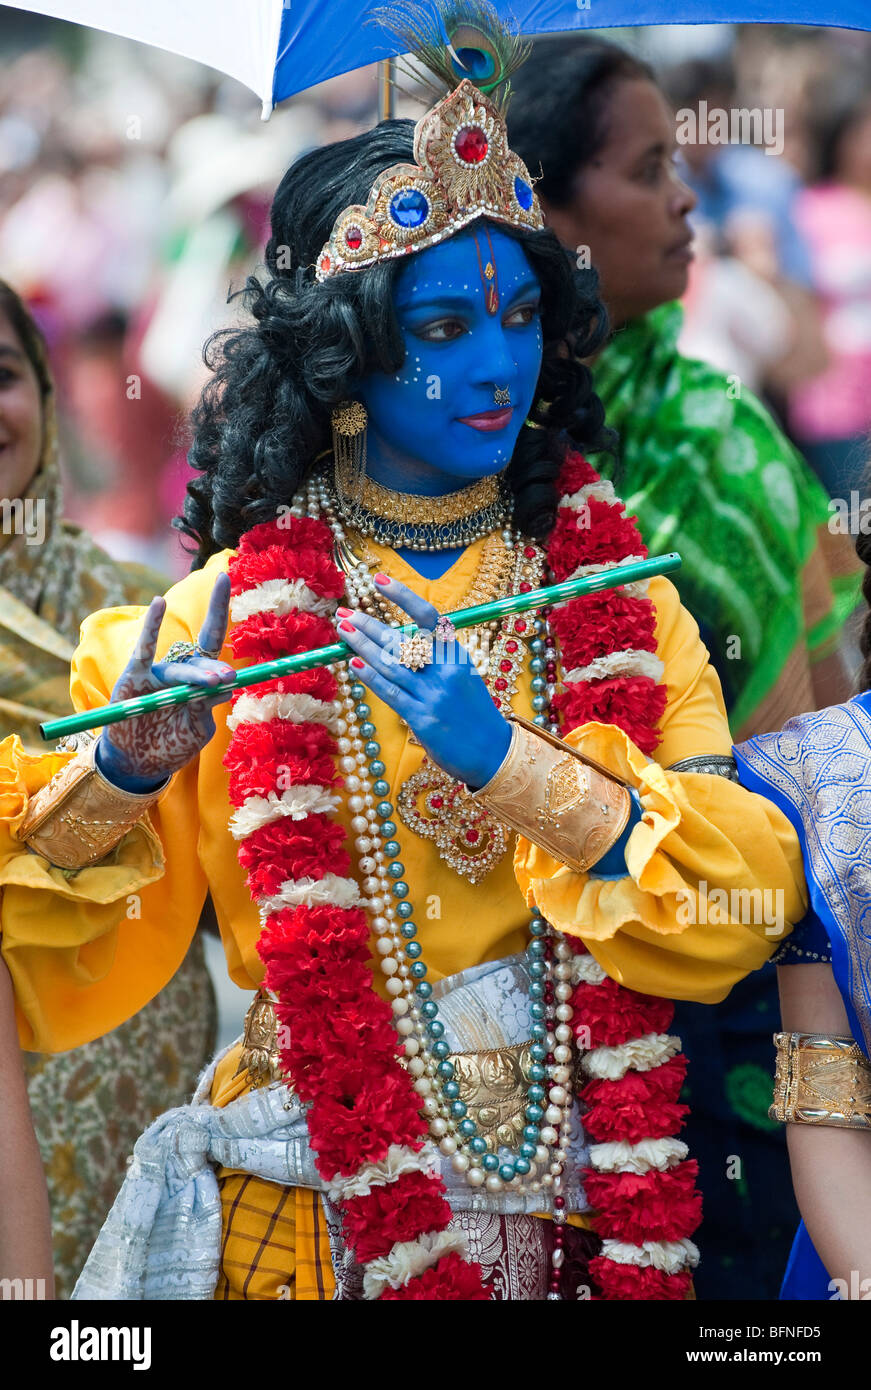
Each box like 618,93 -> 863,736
494,386 -> 511,406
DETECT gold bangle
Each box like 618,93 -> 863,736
770,1031 -> 871,1129
469,715 -> 631,873
17,741 -> 166,871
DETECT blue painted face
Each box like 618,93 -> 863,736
355,224 -> 543,492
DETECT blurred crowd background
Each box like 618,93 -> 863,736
0,11 -> 869,576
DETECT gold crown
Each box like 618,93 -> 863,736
316,79 -> 543,282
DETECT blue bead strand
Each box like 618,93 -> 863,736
336,584 -> 573,1194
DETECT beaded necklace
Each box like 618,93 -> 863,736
304,470 -> 577,1216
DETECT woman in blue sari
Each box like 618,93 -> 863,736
734,533 -> 871,1300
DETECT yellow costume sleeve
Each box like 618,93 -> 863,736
515,577 -> 808,1004
0,559 -> 225,1051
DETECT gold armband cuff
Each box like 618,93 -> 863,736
470,715 -> 631,873
17,740 -> 166,870
770,1031 -> 871,1130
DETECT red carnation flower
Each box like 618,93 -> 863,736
589,1256 -> 692,1301
230,540 -> 345,599
308,1063 -> 426,1181
581,1055 -> 687,1109
571,975 -> 674,1047
239,818 -> 351,896
380,1251 -> 490,1301
286,1007 -> 400,1098
342,1171 -> 452,1263
258,904 -> 369,961
554,676 -> 666,753
556,450 -> 599,497
583,1162 -> 702,1243
231,608 -> 337,661
581,1060 -> 689,1144
549,498 -> 644,575
550,592 -> 658,669
231,514 -> 333,560
223,720 -> 338,801
269,959 -> 376,1022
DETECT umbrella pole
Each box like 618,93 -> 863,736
377,58 -> 395,120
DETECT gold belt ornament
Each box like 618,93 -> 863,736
448,1043 -> 536,1152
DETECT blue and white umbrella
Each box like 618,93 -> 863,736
3,0 -> 870,116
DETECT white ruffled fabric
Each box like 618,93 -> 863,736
228,785 -> 340,838
598,1237 -> 700,1274
583,1032 -> 681,1081
229,577 -> 334,622
588,1136 -> 688,1175
361,1227 -> 470,1300
327,1143 -> 440,1202
257,872 -> 363,919
562,648 -> 665,686
227,691 -> 339,734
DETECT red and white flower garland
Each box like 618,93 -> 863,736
224,514 -> 486,1300
222,450 -> 701,1301
548,452 -> 701,1299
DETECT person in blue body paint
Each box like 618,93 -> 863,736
96,218 -> 641,869
348,227 -> 641,865
4,16 -> 812,1299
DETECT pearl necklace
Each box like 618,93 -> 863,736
290,474 -> 578,1293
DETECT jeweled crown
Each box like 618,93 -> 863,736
316,78 -> 543,282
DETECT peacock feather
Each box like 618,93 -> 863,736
370,1 -> 531,112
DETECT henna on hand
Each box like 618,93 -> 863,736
99,573 -> 234,788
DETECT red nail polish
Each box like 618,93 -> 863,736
350,657 -> 365,670
336,607 -> 352,618
374,572 -> 390,585
339,620 -> 355,633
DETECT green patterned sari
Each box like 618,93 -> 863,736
592,302 -> 860,738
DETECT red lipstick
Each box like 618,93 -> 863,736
457,407 -> 513,432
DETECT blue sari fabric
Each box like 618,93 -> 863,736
733,694 -> 871,1299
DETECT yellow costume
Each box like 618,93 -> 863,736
0,540 -> 807,1295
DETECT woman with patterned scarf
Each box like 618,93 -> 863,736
1,8 -> 809,1301
0,281 -> 216,1296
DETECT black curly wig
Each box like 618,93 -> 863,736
177,118 -> 614,568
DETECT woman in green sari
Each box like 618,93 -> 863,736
0,282 -> 217,1296
509,38 -> 860,1301
510,41 -> 858,741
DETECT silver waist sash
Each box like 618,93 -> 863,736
72,953 -> 588,1300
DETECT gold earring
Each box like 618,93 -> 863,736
331,400 -> 368,512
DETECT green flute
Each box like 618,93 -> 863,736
40,553 -> 681,742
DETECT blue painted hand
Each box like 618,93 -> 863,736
337,574 -> 511,790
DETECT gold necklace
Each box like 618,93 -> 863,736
350,529 -> 516,644
334,458 -> 510,551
